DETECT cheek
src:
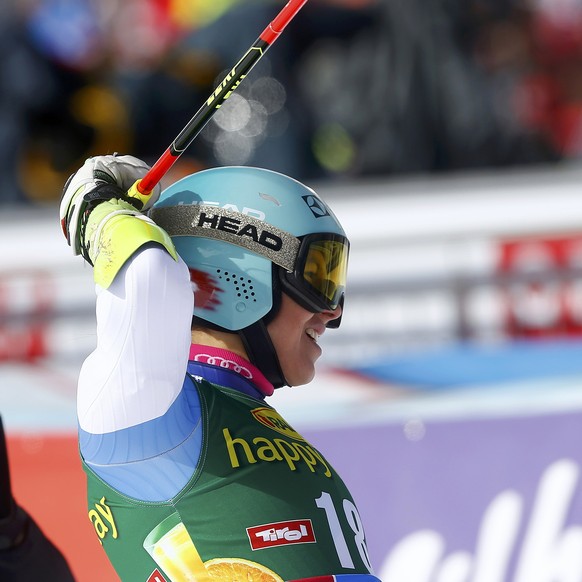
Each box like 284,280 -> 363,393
266,295 -> 317,381
268,324 -> 318,387
269,317 -> 303,360
267,296 -> 307,343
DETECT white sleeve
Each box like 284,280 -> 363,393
77,246 -> 194,434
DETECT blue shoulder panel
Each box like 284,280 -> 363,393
79,376 -> 203,502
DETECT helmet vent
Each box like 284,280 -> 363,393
216,270 -> 257,302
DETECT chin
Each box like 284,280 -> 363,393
287,367 -> 316,387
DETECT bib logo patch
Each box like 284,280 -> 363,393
247,519 -> 316,550
251,407 -> 304,440
147,569 -> 168,582
88,496 -> 118,544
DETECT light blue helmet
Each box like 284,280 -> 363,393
150,166 -> 349,387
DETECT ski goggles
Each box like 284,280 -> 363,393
280,232 -> 349,321
149,205 -> 349,319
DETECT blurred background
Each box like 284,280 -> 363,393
6,0 -> 582,203
3,0 -> 582,580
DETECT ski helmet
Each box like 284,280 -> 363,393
149,166 -> 349,387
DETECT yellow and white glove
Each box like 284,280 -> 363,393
59,154 -> 161,257
59,154 -> 176,288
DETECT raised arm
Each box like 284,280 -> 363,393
60,155 -> 193,434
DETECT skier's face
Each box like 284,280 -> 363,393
267,293 -> 342,386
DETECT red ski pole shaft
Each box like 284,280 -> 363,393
133,0 -> 308,196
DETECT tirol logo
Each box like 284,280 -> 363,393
247,519 -> 316,550
251,407 -> 304,440
146,569 -> 168,582
302,195 -> 330,218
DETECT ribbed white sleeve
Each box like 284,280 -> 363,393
77,246 -> 194,434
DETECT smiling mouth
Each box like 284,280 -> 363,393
305,328 -> 320,343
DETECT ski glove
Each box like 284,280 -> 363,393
59,154 -> 161,259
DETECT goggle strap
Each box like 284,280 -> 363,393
150,205 -> 300,270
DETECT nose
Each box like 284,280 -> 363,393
323,302 -> 343,329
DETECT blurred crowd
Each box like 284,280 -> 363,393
2,0 -> 582,204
